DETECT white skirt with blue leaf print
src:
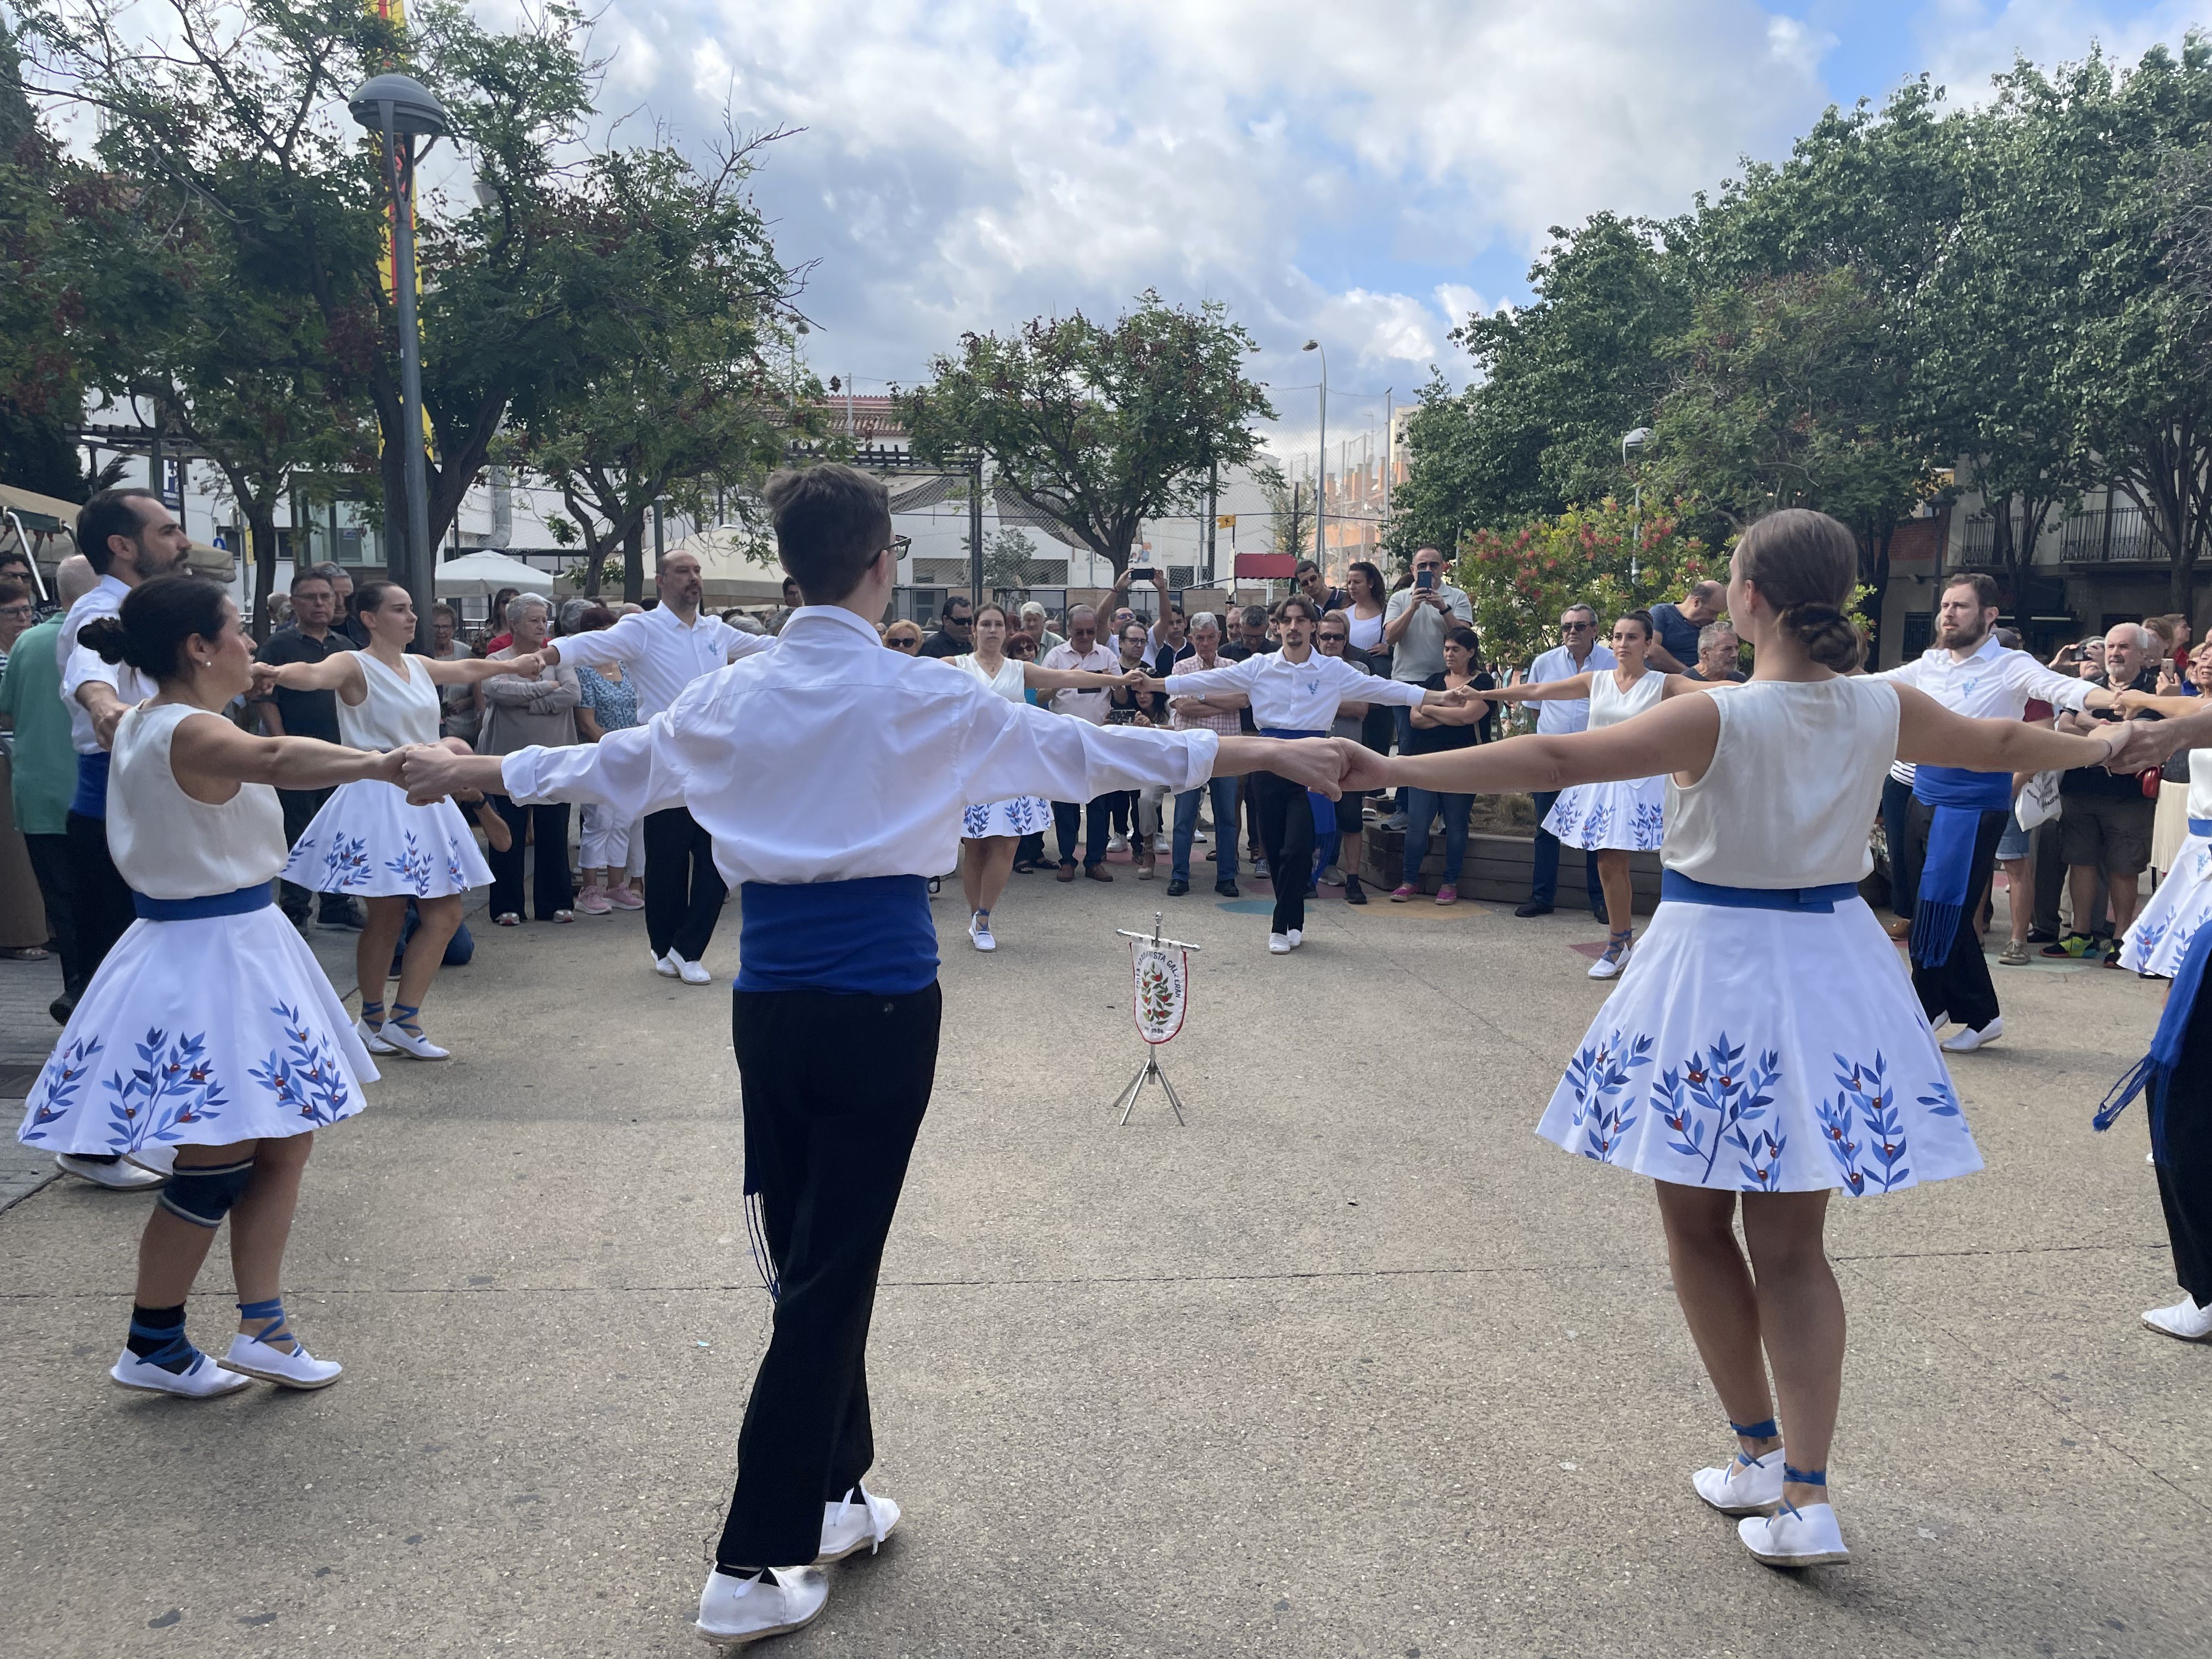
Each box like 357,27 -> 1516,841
1542,775 -> 1667,852
281,777 -> 491,899
1534,893 -> 1982,1194
18,906 -> 376,1155
2119,832 -> 2212,979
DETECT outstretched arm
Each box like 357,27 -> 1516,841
422,651 -> 544,688
251,651 -> 367,698
1893,684 -> 2129,772
1479,672 -> 1592,704
168,710 -> 403,795
1338,692 -> 1724,798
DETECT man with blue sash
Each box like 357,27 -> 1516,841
399,462 -> 1346,1645
1871,573 -> 2109,1052
52,488 -> 193,1192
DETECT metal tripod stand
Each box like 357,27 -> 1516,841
1109,912 -> 1201,1126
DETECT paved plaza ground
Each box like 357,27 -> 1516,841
1,867 -> 2207,1657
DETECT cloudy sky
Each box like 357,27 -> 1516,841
504,0 -> 2193,437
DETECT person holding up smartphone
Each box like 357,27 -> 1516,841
1380,549 -> 1474,812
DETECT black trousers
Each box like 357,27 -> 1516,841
25,832 -> 81,1000
65,810 -> 134,985
1882,774 -> 1921,919
718,983 -> 940,1568
485,795 -> 574,921
2159,979 -> 2212,1304
276,786 -> 341,922
1250,770 -> 1315,936
1907,802 -> 2008,1032
642,805 -> 726,961
1052,795 -> 1113,870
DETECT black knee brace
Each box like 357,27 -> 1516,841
157,1158 -> 256,1229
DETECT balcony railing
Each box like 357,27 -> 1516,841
2061,502 -> 2155,563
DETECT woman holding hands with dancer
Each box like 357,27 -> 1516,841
1333,510 -> 2148,1568
946,602 -> 1151,951
255,580 -> 530,1060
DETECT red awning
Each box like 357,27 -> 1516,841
1233,552 -> 1296,578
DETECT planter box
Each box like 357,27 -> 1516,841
1361,824 -> 1662,913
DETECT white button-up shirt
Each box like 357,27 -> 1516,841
1164,650 -> 1424,733
59,575 -> 155,754
1871,633 -> 2093,783
500,606 -> 1219,887
1040,641 -> 1120,723
550,603 -> 776,720
1524,642 -> 1617,736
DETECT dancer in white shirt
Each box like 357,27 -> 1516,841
1335,510 -> 2135,1570
541,550 -> 777,984
1142,592 -> 1464,953
1868,572 -> 2107,1052
945,601 -> 1141,951
20,576 -> 394,1397
398,462 -> 1341,1646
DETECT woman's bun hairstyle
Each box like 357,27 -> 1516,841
1618,608 -> 1654,639
1735,509 -> 1865,672
81,574 -> 229,680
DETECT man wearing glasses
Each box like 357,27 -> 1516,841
1515,603 -> 1613,920
917,591 -> 973,659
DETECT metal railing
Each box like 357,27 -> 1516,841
2060,502 -> 2156,563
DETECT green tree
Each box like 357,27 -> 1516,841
965,527 -> 1041,589
901,291 -> 1272,576
1252,460 -> 1312,558
1452,497 -> 1722,675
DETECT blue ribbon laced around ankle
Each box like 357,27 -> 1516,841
238,1297 -> 290,1348
1730,1417 -> 1779,1440
2096,917 -> 2212,1164
389,1003 -> 424,1036
127,1319 -> 199,1372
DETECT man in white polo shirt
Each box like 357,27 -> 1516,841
541,550 -> 775,983
1515,602 -> 1615,919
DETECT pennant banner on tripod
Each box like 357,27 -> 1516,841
1130,941 -> 1188,1046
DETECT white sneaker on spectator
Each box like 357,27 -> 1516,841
1153,833 -> 1171,853
55,1154 -> 165,1191
1107,832 -> 1130,853
673,955 -> 713,986
1267,933 -> 1293,955
654,950 -> 681,979
1381,811 -> 1408,831
2143,1295 -> 2212,1340
1286,929 -> 1303,949
1940,1017 -> 2001,1053
694,1566 -> 827,1645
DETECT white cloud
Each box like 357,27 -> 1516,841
1915,2 -> 2202,102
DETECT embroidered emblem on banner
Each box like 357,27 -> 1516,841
1130,942 -> 1188,1045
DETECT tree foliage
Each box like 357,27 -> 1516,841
902,291 -> 1272,575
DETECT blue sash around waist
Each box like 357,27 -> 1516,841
736,875 -> 936,996
134,883 -> 274,922
2191,817 -> 2212,840
1256,727 -> 1328,740
1661,871 -> 1862,913
69,751 -> 110,820
1908,765 -> 2013,968
2097,910 -> 2212,1161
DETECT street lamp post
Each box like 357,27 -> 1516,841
349,73 -> 450,649
1303,339 -> 1327,571
1621,426 -> 1652,583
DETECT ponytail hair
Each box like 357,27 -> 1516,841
1735,509 -> 1864,672
77,574 -> 231,682
353,579 -> 405,620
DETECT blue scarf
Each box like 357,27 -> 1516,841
2095,918 -> 2212,1165
1908,765 -> 2011,968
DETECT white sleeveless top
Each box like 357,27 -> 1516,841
1665,677 -> 1900,889
1345,608 -> 1384,652
108,702 -> 288,899
337,650 -> 441,751
2188,752 -> 2212,823
950,652 -> 1028,704
1588,667 -> 1665,730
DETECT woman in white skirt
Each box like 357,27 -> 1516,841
258,580 -> 529,1059
945,602 -> 1141,950
1338,511 -> 2134,1567
2115,656 -> 2212,977
18,576 -> 399,1397
1482,611 -> 1716,979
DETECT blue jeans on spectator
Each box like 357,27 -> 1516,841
1530,789 -> 1606,913
1172,777 -> 1240,886
391,898 -> 476,978
1054,794 -> 1113,870
1400,788 -> 1473,887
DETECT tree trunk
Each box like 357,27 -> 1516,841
622,517 -> 646,605
250,507 -> 281,644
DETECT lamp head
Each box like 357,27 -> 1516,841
1621,426 -> 1653,463
1302,340 -> 1319,352
348,74 -> 450,139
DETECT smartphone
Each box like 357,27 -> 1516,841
1129,563 -> 1154,580
1415,569 -> 1436,591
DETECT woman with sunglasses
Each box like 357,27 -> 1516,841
946,603 -> 1141,949
883,620 -> 924,653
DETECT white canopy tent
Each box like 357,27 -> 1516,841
431,548 -> 556,598
662,526 -> 788,602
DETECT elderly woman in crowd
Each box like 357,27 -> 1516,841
1019,601 -> 1064,657
883,619 -> 924,654
567,603 -> 645,916
475,594 -> 582,925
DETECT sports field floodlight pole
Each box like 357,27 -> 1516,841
1303,340 -> 1327,569
350,72 -> 450,648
